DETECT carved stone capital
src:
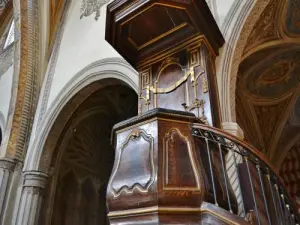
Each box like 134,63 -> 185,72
222,122 -> 244,139
14,172 -> 49,225
0,158 -> 16,171
23,171 -> 48,189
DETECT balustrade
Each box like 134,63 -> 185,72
192,124 -> 300,225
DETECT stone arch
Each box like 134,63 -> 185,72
216,0 -> 272,122
39,84 -> 137,225
23,58 -> 138,172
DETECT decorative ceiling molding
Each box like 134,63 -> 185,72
239,47 -> 300,100
280,141 -> 300,198
227,0 -> 272,122
243,0 -> 282,55
236,93 -> 264,150
236,1 -> 300,187
241,39 -> 300,62
252,97 -> 291,153
80,0 -> 109,21
270,91 -> 300,163
289,97 -> 300,127
282,0 -> 300,38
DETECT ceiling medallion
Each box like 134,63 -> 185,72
80,0 -> 109,21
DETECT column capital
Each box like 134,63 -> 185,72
0,158 -> 16,171
222,122 -> 244,139
23,171 -> 48,189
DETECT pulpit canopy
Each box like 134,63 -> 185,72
105,0 -> 224,67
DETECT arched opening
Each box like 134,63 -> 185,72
39,79 -> 138,225
234,0 -> 300,210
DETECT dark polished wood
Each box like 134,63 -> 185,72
104,1 -> 243,224
105,0 -> 224,128
106,0 -> 224,67
107,109 -> 245,225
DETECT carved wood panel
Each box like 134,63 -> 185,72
138,40 -> 221,127
109,129 -> 155,198
107,121 -> 158,212
163,128 -> 200,190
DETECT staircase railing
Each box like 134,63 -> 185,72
192,124 -> 300,225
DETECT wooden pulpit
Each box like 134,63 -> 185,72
105,1 -> 242,224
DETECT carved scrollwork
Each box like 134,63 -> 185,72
80,0 -> 109,21
109,129 -> 155,198
150,66 -> 194,94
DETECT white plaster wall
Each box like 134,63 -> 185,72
47,0 -> 126,109
46,0 -> 239,110
215,0 -> 236,28
0,66 -> 13,124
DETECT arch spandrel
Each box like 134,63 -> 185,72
24,59 -> 138,173
36,79 -> 137,225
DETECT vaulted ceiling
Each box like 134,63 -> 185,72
236,0 -> 300,201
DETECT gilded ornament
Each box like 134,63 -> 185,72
202,77 -> 208,93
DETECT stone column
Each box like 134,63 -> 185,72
222,122 -> 244,139
0,158 -> 16,220
222,122 -> 244,215
15,171 -> 48,225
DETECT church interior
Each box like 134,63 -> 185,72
0,0 -> 299,224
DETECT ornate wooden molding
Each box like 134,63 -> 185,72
163,128 -> 200,191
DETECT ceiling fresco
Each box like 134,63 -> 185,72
236,0 -> 300,202
243,0 -> 281,55
280,141 -> 300,200
284,0 -> 300,37
240,48 -> 300,99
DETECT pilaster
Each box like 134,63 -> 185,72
222,122 -> 244,139
0,158 -> 16,221
15,171 -> 48,225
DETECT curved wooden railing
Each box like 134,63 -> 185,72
192,124 -> 300,225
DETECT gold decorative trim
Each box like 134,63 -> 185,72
108,205 -> 246,224
137,35 -> 214,69
163,128 -> 200,191
202,77 -> 208,93
109,129 -> 155,198
149,60 -> 197,96
129,23 -> 188,51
